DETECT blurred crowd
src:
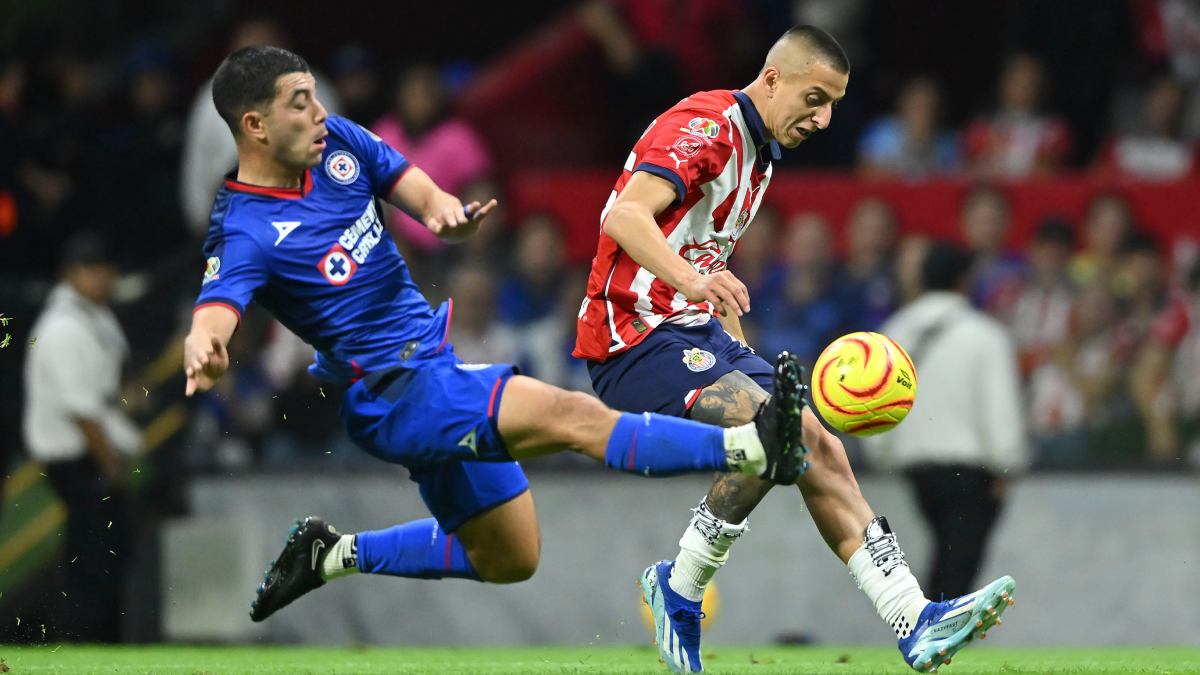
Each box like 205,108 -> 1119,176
2,0 -> 1199,481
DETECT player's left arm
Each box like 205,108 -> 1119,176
387,166 -> 496,242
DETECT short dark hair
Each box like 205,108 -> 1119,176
921,240 -> 973,292
212,45 -> 309,135
1032,216 -> 1075,247
786,25 -> 850,74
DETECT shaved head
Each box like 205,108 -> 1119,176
763,25 -> 850,76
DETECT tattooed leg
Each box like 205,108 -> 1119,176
688,371 -> 775,523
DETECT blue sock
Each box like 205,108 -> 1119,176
356,518 -> 479,580
604,412 -> 729,476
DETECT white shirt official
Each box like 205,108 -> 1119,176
23,283 -> 142,462
863,292 -> 1030,474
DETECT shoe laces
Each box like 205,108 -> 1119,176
865,531 -> 907,575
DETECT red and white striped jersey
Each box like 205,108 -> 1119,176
574,89 -> 780,362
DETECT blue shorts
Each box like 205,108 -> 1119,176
588,320 -> 774,417
342,352 -> 529,533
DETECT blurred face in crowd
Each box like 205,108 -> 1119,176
895,235 -> 929,302
999,54 -> 1042,114
961,188 -> 1011,255
65,262 -> 117,305
761,41 -> 848,149
449,267 -> 496,333
1145,77 -> 1185,138
783,212 -> 833,268
1028,236 -> 1072,285
395,66 -> 444,135
898,77 -> 939,141
515,214 -> 565,284
1124,247 -> 1166,298
246,71 -> 329,170
1084,195 -> 1132,256
846,198 -> 897,263
732,205 -> 779,274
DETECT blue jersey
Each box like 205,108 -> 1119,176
194,115 -> 450,382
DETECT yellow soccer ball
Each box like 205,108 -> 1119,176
811,331 -> 917,436
640,581 -> 720,634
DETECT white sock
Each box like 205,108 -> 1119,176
722,423 -> 765,476
846,517 -> 929,639
320,534 -> 359,581
667,499 -> 748,602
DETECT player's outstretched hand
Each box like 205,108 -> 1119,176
184,333 -> 230,396
426,196 -> 498,242
680,270 -> 750,317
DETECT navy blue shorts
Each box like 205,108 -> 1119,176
588,320 -> 774,417
341,351 -> 529,533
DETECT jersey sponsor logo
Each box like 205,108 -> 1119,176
686,117 -> 720,139
271,221 -> 301,246
679,238 -> 730,274
338,201 -> 386,264
672,135 -> 703,158
202,256 -> 220,285
324,150 -> 360,185
681,347 -> 717,372
667,151 -> 687,169
318,244 -> 358,285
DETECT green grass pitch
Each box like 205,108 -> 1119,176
0,645 -> 1197,674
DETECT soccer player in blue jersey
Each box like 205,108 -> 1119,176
181,46 -> 808,623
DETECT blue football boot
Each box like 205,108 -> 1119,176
640,560 -> 704,672
899,575 -> 1016,672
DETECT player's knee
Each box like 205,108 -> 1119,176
550,390 -> 613,444
473,546 -> 540,584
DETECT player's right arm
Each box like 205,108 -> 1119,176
184,306 -> 237,396
603,172 -> 750,316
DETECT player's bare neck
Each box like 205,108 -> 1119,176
236,152 -> 304,189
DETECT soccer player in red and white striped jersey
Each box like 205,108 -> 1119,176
576,26 -> 1016,674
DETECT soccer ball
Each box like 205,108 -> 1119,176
811,331 -> 917,436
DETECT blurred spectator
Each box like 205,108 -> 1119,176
1028,282 -> 1129,465
1175,261 -> 1200,463
964,53 -> 1072,177
516,269 -> 594,392
1097,75 -> 1197,180
446,266 -> 520,365
372,64 -> 493,253
835,197 -> 899,330
756,212 -> 843,366
450,177 -> 513,277
5,52 -> 98,272
329,44 -> 383,127
1005,217 -> 1077,376
0,59 -> 26,247
22,233 -> 138,641
894,234 -> 930,305
730,203 -> 781,348
187,312 -> 277,469
857,76 -> 961,178
497,213 -> 568,326
1068,192 -> 1136,293
866,241 -> 1028,600
1122,233 -> 1192,460
578,0 -> 756,152
959,185 -> 1024,315
179,19 -> 342,236
93,42 -> 186,270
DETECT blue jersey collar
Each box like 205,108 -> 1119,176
732,90 -> 781,167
